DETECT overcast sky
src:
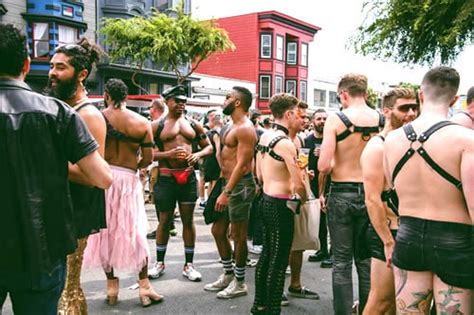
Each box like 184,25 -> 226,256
192,0 -> 473,94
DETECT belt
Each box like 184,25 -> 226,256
159,167 -> 193,177
329,181 -> 364,193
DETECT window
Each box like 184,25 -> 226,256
275,76 -> 283,94
301,43 -> 308,66
260,75 -> 271,99
58,25 -> 78,45
286,80 -> 296,95
300,81 -> 307,102
155,0 -> 169,12
287,42 -> 297,64
314,88 -> 326,107
276,35 -> 284,60
329,91 -> 339,109
260,34 -> 272,58
32,22 -> 49,59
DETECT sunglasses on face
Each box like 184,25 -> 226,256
396,103 -> 419,113
336,90 -> 346,104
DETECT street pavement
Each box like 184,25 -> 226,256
2,203 -> 338,315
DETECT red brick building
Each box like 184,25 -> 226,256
197,11 -> 320,112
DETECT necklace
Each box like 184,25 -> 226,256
272,123 -> 289,135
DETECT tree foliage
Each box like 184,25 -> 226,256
353,0 -> 474,65
100,3 -> 234,84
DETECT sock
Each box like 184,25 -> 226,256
156,244 -> 167,262
234,265 -> 246,282
221,258 -> 234,275
184,246 -> 194,264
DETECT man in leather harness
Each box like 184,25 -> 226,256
384,67 -> 473,314
361,88 -> 418,314
318,73 -> 383,314
149,85 -> 212,282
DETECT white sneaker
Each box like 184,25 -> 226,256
148,261 -> 165,279
216,278 -> 248,299
182,263 -> 202,282
204,273 -> 234,292
249,245 -> 263,255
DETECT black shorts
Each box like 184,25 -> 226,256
392,216 -> 474,289
366,224 -> 397,262
154,170 -> 198,212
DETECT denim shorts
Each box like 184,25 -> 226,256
366,224 -> 397,262
392,216 -> 474,289
222,173 -> 256,222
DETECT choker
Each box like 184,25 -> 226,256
272,123 -> 289,135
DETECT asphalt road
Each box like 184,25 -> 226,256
2,204 -> 337,315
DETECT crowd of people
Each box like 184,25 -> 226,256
1,23 -> 473,315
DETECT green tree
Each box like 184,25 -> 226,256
353,0 -> 474,65
100,3 -> 234,86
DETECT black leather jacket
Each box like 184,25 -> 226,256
0,79 -> 98,287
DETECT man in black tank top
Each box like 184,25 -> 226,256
361,88 -> 418,314
48,38 -> 110,312
318,74 -> 382,314
385,67 -> 473,314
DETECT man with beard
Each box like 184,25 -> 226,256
306,109 -> 332,267
48,38 -> 110,313
0,24 -> 112,315
384,67 -> 473,314
149,85 -> 212,281
361,88 -> 418,314
204,86 -> 256,299
318,73 -> 384,314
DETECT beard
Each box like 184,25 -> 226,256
223,100 -> 236,115
46,73 -> 79,101
315,124 -> 324,133
390,112 -> 405,129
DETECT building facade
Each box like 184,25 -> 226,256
196,11 -> 320,113
0,0 -> 193,95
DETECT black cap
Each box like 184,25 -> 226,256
161,85 -> 187,101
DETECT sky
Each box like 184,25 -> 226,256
192,0 -> 473,94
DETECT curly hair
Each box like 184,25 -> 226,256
104,78 -> 128,108
55,37 -> 106,81
0,24 -> 28,77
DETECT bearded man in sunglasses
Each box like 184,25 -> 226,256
361,88 -> 418,314
318,73 -> 384,314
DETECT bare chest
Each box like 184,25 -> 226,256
161,119 -> 196,143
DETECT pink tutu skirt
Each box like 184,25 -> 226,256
83,166 -> 150,273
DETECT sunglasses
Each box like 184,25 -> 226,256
336,90 -> 346,104
396,103 -> 419,113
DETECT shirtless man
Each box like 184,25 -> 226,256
203,86 -> 256,299
318,73 -> 384,314
360,88 -> 418,314
287,101 -> 319,302
149,85 -> 212,281
252,93 -> 307,314
83,78 -> 163,307
451,86 -> 473,129
384,67 -> 473,314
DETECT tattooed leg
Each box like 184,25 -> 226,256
433,274 -> 472,315
394,268 -> 433,315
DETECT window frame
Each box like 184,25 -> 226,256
32,22 -> 50,60
276,35 -> 284,60
286,79 -> 297,96
287,42 -> 297,65
260,33 -> 272,59
300,80 -> 307,102
57,24 -> 79,46
259,75 -> 271,99
275,75 -> 283,94
313,88 -> 327,108
300,42 -> 308,66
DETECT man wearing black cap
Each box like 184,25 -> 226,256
149,85 -> 212,282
